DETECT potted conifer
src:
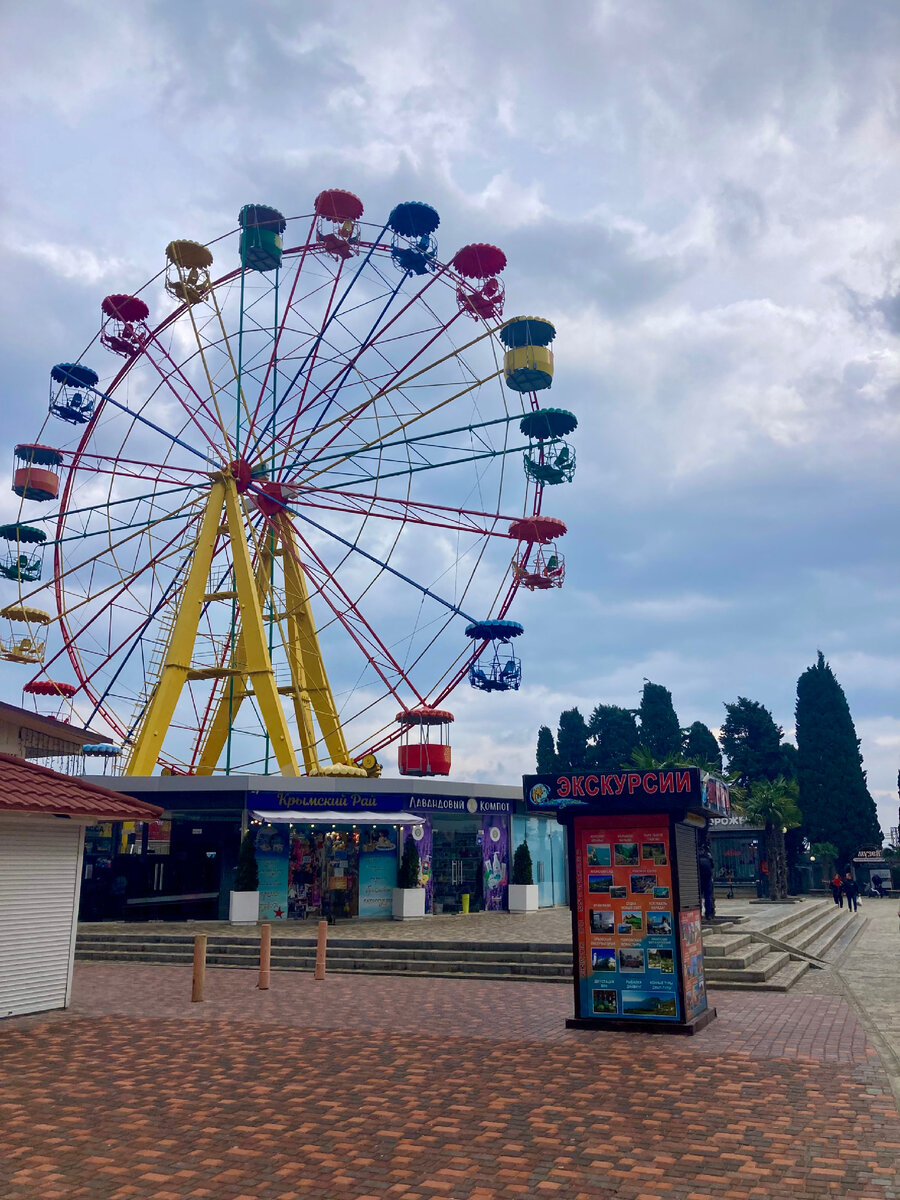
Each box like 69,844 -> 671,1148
392,833 -> 426,920
508,841 -> 539,913
229,827 -> 260,924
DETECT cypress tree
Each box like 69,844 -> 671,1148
796,651 -> 882,866
683,721 -> 723,771
536,725 -> 557,773
588,704 -> 641,773
721,697 -> 785,788
556,708 -> 590,771
638,682 -> 682,761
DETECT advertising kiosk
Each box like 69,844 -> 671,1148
523,767 -> 720,1035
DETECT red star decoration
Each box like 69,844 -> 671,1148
273,907 -> 285,918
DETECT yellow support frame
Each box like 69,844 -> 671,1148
273,513 -> 353,772
126,474 -> 300,777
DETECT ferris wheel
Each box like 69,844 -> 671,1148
1,190 -> 577,778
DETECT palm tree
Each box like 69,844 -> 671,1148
738,777 -> 801,899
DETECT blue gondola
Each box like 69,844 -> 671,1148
465,618 -> 524,692
388,201 -> 440,275
49,363 -> 99,424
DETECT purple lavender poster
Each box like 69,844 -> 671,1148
402,822 -> 433,913
482,815 -> 508,910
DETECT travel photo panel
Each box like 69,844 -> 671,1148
575,814 -> 681,1023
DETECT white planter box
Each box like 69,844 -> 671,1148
508,883 -> 540,913
229,890 -> 259,924
392,887 -> 426,920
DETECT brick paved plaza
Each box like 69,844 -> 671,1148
3,931 -> 900,1200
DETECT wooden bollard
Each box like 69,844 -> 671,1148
258,922 -> 271,990
191,934 -> 207,1003
314,919 -> 327,980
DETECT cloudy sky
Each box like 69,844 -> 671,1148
1,0 -> 898,837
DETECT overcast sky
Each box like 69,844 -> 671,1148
1,0 -> 898,838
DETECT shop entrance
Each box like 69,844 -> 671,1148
288,828 -> 360,921
432,820 -> 483,913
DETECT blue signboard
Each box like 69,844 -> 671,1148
255,826 -> 289,920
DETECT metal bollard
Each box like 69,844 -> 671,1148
191,934 -> 207,1003
258,922 -> 271,990
314,918 -> 327,980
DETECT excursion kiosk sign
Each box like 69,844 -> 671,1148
523,768 -> 718,1035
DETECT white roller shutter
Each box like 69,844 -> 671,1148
0,815 -> 84,1019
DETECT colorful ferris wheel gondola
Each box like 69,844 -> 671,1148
7,186 -> 573,778
465,619 -> 524,693
519,406 -> 578,486
508,516 -> 567,591
451,243 -> 507,320
49,363 -> 99,425
0,603 -> 51,664
12,444 -> 63,502
388,201 -> 440,275
396,706 -> 454,777
0,523 -> 47,582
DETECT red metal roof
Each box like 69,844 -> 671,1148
0,753 -> 162,820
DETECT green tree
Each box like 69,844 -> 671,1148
512,841 -> 534,885
536,725 -> 557,773
234,828 -> 259,892
739,777 -> 801,900
637,682 -> 682,761
795,651 -> 882,867
809,841 -> 839,886
556,707 -> 590,771
721,697 -> 786,789
588,704 -> 640,772
682,721 -> 723,771
397,834 -> 421,888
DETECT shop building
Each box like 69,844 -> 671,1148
79,774 -> 568,921
706,814 -> 763,893
0,754 -> 161,1019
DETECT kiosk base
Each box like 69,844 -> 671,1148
565,1007 -> 717,1036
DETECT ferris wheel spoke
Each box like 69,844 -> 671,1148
138,338 -> 236,459
292,489 -> 523,539
89,386 -> 214,466
281,523 -> 427,708
252,482 -> 477,624
252,258 -> 453,467
244,222 -> 392,461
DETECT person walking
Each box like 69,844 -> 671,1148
831,872 -> 844,907
842,871 -> 860,913
698,844 -> 715,920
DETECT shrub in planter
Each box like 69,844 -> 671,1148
509,840 -> 539,913
512,841 -> 533,886
230,828 -> 260,923
393,833 -> 425,919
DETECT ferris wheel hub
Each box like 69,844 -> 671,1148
228,457 -> 268,494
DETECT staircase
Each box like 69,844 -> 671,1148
75,930 -> 575,983
702,899 -> 862,991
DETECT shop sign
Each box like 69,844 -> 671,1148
525,769 -> 701,811
573,814 -> 681,1022
709,816 -> 752,828
254,790 -> 511,815
407,795 -> 511,814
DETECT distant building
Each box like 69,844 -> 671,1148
0,699 -> 110,772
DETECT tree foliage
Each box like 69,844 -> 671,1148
637,681 -> 682,761
397,834 -> 421,888
739,776 -> 801,900
588,704 -> 641,772
512,841 -> 534,886
795,650 -> 882,866
556,707 -> 590,771
721,697 -> 787,788
536,724 -> 557,773
682,721 -> 723,771
234,828 -> 259,892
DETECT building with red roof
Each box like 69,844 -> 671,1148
0,753 -> 161,1019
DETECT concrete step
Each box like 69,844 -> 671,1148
699,943 -> 769,971
75,938 -> 572,967
701,932 -> 753,957
704,949 -> 790,984
708,959 -> 809,993
816,912 -> 867,964
76,932 -> 571,954
74,947 -> 572,983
